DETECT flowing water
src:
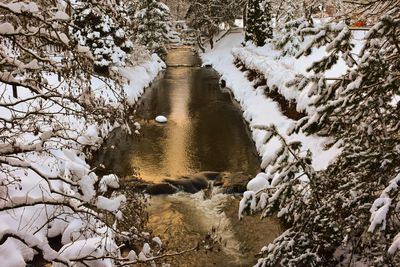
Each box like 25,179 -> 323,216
97,48 -> 280,266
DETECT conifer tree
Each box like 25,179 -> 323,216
242,1 -> 400,266
245,0 -> 273,46
71,0 -> 134,73
289,6 -> 400,263
273,1 -> 313,57
136,0 -> 174,59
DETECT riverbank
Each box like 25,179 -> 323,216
201,31 -> 340,181
200,28 -> 369,264
200,31 -> 341,258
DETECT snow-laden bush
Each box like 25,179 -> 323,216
0,1 -> 160,265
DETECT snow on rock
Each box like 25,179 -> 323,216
155,115 -> 168,123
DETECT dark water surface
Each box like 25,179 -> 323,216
97,48 -> 260,182
97,48 -> 280,267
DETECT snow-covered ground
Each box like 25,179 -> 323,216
201,31 -> 342,192
121,54 -> 166,104
0,55 -> 165,266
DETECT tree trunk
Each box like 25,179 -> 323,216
12,84 -> 18,98
197,35 -> 205,53
243,2 -> 247,28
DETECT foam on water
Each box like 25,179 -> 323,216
167,188 -> 242,262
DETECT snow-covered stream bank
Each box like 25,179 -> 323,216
201,31 -> 340,185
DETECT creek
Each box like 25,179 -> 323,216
97,48 -> 280,266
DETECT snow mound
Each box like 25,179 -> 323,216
155,115 -> 168,123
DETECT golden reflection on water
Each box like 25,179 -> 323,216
129,49 -> 201,182
162,67 -> 194,179
129,66 -> 195,182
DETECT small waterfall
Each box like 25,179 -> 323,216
167,188 -> 242,262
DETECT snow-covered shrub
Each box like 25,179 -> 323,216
0,1 -> 151,265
